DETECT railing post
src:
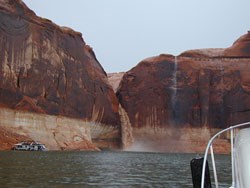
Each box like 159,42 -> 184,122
210,145 -> 218,188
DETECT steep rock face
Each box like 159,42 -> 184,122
107,72 -> 125,92
0,0 -> 121,149
117,32 -> 250,153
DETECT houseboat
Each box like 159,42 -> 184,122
12,141 -> 47,151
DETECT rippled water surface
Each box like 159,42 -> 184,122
0,151 -> 231,187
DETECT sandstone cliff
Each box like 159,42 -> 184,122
0,0 -> 123,150
107,72 -> 125,92
117,32 -> 250,153
1,0 -> 249,153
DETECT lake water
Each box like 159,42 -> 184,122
0,151 -> 231,187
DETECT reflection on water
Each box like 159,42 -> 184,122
0,151 -> 231,187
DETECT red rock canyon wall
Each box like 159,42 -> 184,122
0,0 -> 123,150
117,32 -> 250,152
1,0 -> 250,153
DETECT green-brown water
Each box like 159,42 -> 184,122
0,151 -> 231,187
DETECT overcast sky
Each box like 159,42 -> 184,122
23,0 -> 250,73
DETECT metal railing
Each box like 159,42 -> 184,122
201,122 -> 250,188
